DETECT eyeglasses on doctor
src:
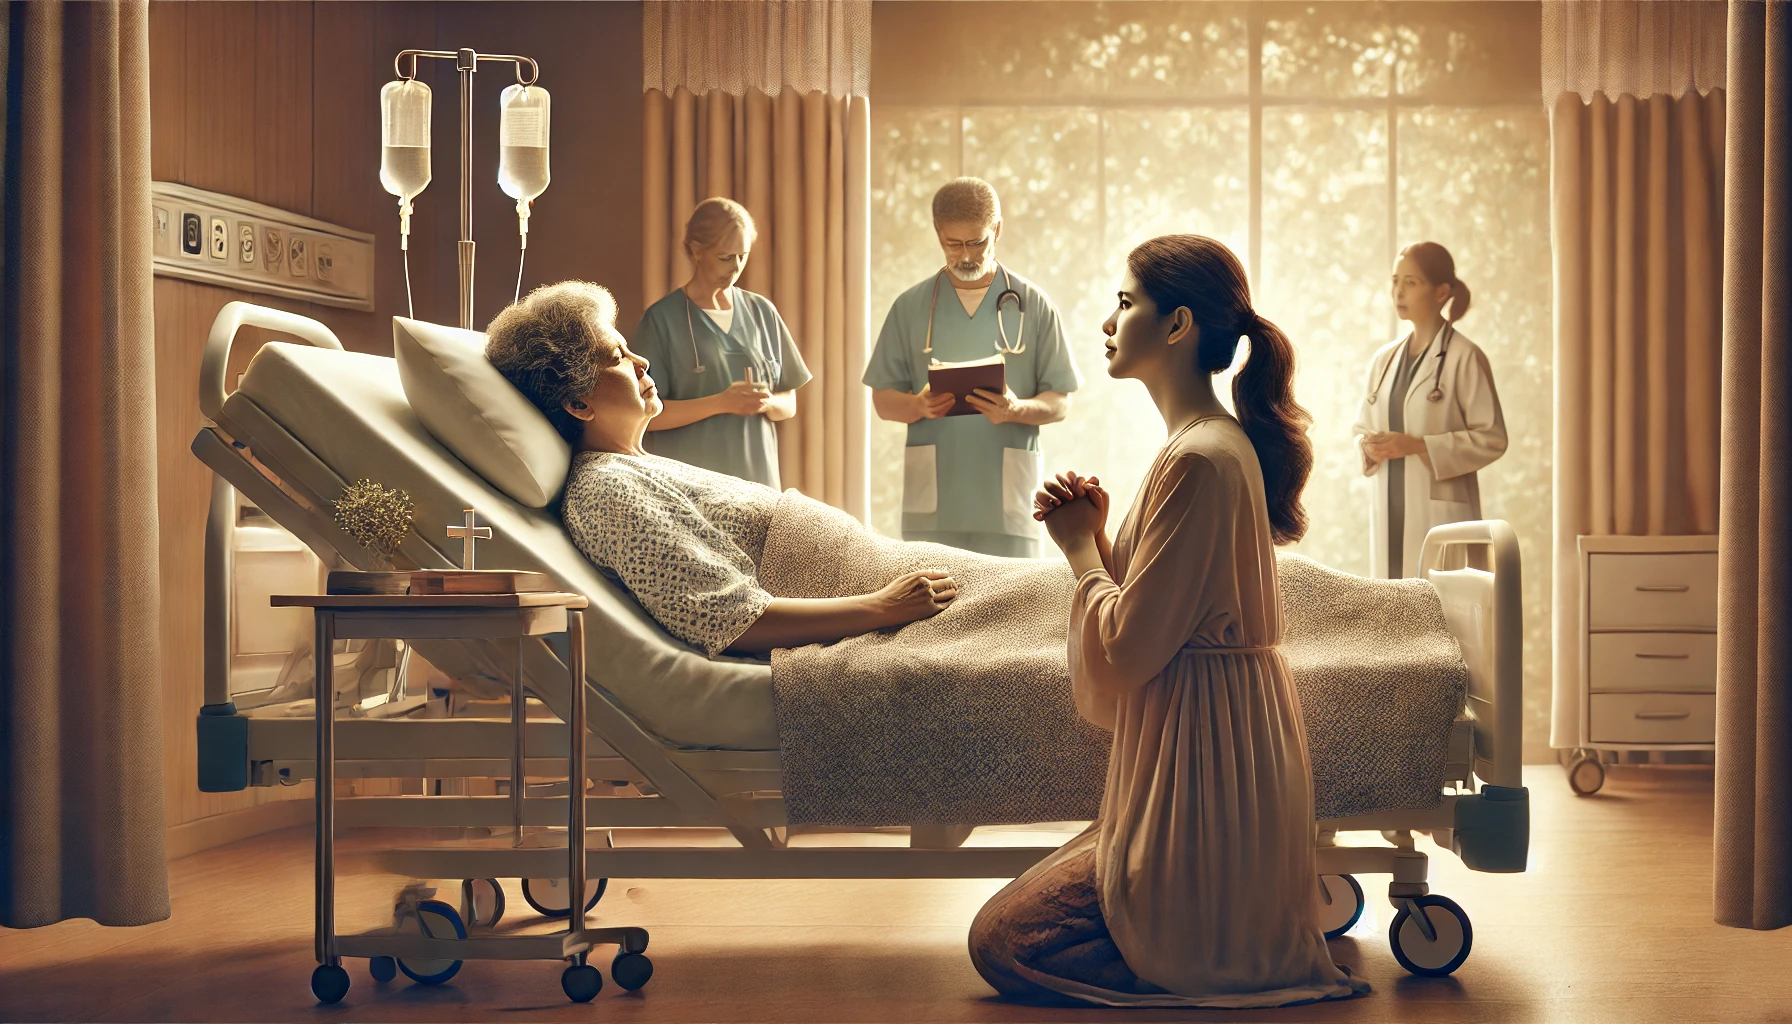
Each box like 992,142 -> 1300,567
941,236 -> 992,255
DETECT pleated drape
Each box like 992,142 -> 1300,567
1547,90 -> 1726,749
642,87 -> 870,519
1,0 -> 169,927
1714,0 -> 1791,933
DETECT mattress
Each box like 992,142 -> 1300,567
228,341 -> 781,750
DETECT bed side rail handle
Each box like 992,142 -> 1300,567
200,301 -> 344,423
1421,519 -> 1523,791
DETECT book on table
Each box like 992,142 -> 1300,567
927,355 -> 1006,417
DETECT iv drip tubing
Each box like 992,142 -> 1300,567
404,247 -> 416,320
514,248 -> 526,306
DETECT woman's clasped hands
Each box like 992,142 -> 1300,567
1034,471 -> 1109,546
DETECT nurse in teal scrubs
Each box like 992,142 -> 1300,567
635,197 -> 811,488
864,178 -> 1080,558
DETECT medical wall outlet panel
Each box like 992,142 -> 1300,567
151,181 -> 376,312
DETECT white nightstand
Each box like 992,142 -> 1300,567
1564,535 -> 1719,795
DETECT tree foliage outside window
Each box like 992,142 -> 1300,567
870,2 -> 1552,760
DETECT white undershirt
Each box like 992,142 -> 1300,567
954,286 -> 989,317
702,306 -> 735,333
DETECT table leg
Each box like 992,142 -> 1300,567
567,611 -> 587,943
511,637 -> 525,847
314,612 -> 338,968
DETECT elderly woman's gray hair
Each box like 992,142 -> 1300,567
486,280 -> 620,445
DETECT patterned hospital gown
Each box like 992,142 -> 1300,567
561,451 -> 779,657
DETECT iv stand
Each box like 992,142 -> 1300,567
395,48 -> 541,331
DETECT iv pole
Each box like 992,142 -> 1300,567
394,48 -> 541,331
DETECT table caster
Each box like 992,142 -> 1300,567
369,956 -> 397,983
397,899 -> 466,984
310,964 -> 350,1004
611,952 -> 654,991
562,963 -> 603,1002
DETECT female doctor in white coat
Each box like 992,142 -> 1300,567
1353,242 -> 1507,579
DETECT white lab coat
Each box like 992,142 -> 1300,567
1352,326 -> 1508,579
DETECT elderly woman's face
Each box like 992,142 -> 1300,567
563,329 -> 662,444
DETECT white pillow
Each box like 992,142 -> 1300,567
393,317 -> 571,507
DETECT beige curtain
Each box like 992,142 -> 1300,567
643,1 -> 871,519
1714,0 -> 1790,932
1546,0 -> 1729,751
1,0 -> 168,926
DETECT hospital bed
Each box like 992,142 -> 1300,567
192,302 -> 1527,989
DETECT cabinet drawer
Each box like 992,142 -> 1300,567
1588,693 -> 1716,744
1588,552 -> 1717,629
1588,633 -> 1717,693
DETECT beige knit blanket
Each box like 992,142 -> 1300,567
759,492 -> 1108,826
759,493 -> 1466,826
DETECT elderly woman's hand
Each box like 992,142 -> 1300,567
870,570 -> 958,626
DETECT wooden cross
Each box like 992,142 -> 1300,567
446,508 -> 493,569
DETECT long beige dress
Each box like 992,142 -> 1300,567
969,416 -> 1368,1008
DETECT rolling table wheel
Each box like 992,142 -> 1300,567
1567,751 -> 1605,796
397,899 -> 466,985
1389,894 -> 1473,977
611,952 -> 654,991
562,963 -> 603,1002
369,956 -> 397,983
1317,874 -> 1366,940
310,964 -> 350,1004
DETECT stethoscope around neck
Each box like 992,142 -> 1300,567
923,262 -> 1025,357
681,286 -> 778,381
1368,322 -> 1454,406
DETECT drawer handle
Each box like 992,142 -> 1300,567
1634,652 -> 1691,660
1633,710 -> 1692,720
1635,584 -> 1691,593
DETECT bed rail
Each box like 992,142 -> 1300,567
1420,519 -> 1522,791
201,304 -> 344,719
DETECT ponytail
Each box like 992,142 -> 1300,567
1236,315 -> 1314,544
1446,278 -> 1472,323
1127,235 -> 1315,545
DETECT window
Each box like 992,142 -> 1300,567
871,2 -> 1552,757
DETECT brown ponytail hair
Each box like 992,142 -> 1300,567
1400,241 -> 1472,322
1126,235 -> 1314,545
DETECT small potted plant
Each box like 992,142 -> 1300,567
328,479 -> 416,594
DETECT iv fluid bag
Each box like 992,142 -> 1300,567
498,84 -> 550,203
380,79 -> 432,200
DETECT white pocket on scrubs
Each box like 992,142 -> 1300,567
903,445 -> 938,515
1001,447 -> 1042,537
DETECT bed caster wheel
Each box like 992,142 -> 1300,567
523,877 -> 607,918
461,878 -> 506,929
397,899 -> 466,985
1389,894 -> 1473,977
562,963 -> 603,1002
1567,753 -> 1605,796
369,956 -> 397,983
310,964 -> 350,1004
1317,873 -> 1366,940
611,952 -> 654,991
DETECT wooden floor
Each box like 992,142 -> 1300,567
3,765 -> 1789,1023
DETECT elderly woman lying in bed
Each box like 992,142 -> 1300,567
486,280 -> 957,657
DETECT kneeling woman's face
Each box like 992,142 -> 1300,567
1101,270 -> 1191,381
563,331 -> 664,448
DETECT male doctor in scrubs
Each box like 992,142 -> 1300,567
864,177 -> 1080,558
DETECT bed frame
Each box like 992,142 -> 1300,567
192,304 -> 1526,975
